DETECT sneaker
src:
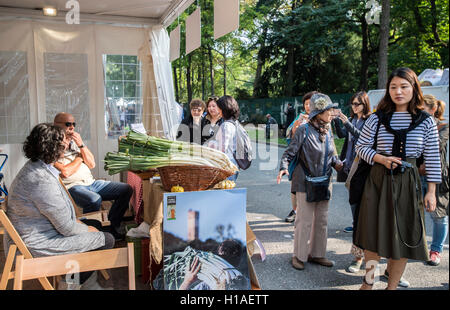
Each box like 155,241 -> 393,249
285,210 -> 296,223
308,256 -> 335,267
428,251 -> 441,266
383,270 -> 410,288
346,259 -> 363,273
343,226 -> 353,233
291,257 -> 305,270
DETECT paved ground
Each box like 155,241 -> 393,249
241,140 -> 449,290
1,140 -> 447,291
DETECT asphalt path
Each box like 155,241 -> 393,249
240,140 -> 449,290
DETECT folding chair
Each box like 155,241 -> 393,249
1,209 -> 131,290
0,209 -> 53,290
13,243 -> 135,290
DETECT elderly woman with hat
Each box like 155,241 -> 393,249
277,93 -> 343,270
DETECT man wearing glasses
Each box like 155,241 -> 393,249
53,112 -> 132,240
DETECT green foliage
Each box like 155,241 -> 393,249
169,0 -> 449,104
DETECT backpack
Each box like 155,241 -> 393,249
226,120 -> 253,170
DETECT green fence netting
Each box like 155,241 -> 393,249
238,94 -> 353,125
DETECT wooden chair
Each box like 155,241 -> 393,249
58,178 -> 111,227
0,209 -> 54,290
0,209 -> 133,290
13,243 -> 135,290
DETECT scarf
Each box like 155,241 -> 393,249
379,110 -> 428,160
310,118 -> 330,142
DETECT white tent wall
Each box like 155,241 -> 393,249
0,21 -> 37,188
151,26 -> 182,140
0,19 -> 177,187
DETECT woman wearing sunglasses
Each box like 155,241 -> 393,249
332,92 -> 379,276
201,96 -> 224,145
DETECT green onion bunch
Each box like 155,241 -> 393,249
103,130 -> 238,175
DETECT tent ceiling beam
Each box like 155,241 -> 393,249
0,7 -> 159,26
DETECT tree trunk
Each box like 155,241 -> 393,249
253,27 -> 268,98
286,47 -> 295,97
201,48 -> 206,100
187,54 -> 192,104
208,45 -> 215,96
173,64 -> 179,102
359,16 -> 369,91
223,44 -> 227,95
377,0 -> 390,89
285,0 -> 299,97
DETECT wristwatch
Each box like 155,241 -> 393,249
78,144 -> 85,149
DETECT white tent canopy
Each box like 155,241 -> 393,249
0,0 -> 191,186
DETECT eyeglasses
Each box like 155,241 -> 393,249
351,102 -> 362,107
57,121 -> 76,127
191,108 -> 203,113
208,96 -> 219,101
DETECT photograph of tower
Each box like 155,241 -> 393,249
162,188 -> 250,290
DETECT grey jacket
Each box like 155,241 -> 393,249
3,160 -> 105,257
280,123 -> 339,193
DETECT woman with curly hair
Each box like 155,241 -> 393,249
3,123 -> 115,290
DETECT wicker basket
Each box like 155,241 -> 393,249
157,165 -> 235,192
129,169 -> 158,180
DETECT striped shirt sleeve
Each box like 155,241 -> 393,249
355,113 -> 378,165
422,117 -> 442,183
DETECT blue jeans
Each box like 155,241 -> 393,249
227,171 -> 239,182
429,213 -> 449,253
69,180 -> 133,229
420,175 -> 449,253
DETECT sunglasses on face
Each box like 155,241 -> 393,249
57,121 -> 76,127
351,102 -> 362,107
208,96 -> 219,101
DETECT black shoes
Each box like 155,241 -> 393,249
108,226 -> 125,241
285,210 -> 296,223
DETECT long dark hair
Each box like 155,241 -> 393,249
23,123 -> 66,164
349,91 -> 371,119
377,67 -> 424,114
216,95 -> 240,120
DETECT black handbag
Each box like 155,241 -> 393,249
348,111 -> 382,205
299,132 -> 331,203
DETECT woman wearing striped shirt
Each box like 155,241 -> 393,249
354,67 -> 441,290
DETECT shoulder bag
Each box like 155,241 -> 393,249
298,132 -> 331,203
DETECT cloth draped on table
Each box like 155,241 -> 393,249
127,171 -> 144,224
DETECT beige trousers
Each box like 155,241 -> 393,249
293,192 -> 330,262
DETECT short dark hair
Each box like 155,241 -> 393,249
302,91 -> 318,108
218,239 -> 243,267
216,95 -> 240,120
189,98 -> 206,110
377,67 -> 424,114
23,123 -> 66,164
